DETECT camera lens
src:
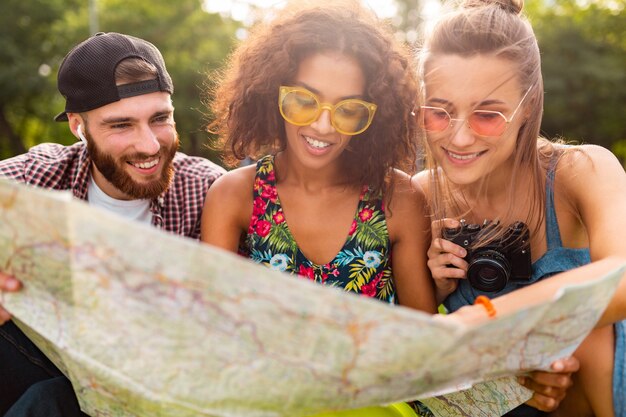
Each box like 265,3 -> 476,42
467,250 -> 510,292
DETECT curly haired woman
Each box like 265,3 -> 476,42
201,1 -> 436,312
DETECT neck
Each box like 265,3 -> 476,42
452,162 -> 534,222
469,157 -> 519,199
274,151 -> 356,192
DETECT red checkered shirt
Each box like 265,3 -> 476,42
0,142 -> 225,240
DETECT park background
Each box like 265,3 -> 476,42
1,0 -> 624,166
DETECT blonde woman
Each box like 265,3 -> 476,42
415,0 -> 626,416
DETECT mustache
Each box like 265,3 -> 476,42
122,151 -> 162,162
121,135 -> 180,162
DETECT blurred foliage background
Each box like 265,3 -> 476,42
1,0 -> 624,166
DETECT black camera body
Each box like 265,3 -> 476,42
443,220 -> 532,292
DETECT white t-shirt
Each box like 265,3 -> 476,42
87,177 -> 153,224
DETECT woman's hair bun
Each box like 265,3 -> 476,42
462,0 -> 523,15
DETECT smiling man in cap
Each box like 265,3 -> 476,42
0,32 -> 224,415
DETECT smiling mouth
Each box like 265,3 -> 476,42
304,136 -> 331,149
445,149 -> 487,160
129,157 -> 160,169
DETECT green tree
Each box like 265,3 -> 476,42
0,0 -> 240,162
389,0 -> 424,44
526,1 -> 626,163
0,0 -> 82,158
93,0 -> 241,160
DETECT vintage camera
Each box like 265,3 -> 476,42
442,220 -> 532,292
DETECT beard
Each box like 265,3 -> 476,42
86,129 -> 179,200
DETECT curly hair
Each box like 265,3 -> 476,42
208,0 -> 420,198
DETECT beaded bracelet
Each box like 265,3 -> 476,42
474,295 -> 497,318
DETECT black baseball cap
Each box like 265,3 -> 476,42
54,32 -> 173,122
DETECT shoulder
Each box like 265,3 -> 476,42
410,169 -> 431,197
168,153 -> 226,201
554,144 -> 626,207
205,164 -> 257,204
389,169 -> 429,207
25,142 -> 84,165
0,143 -> 85,185
559,144 -> 621,168
172,153 -> 226,183
390,169 -> 420,198
386,169 -> 429,228
556,144 -> 624,189
202,164 -> 257,237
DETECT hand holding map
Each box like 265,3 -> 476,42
0,178 -> 623,417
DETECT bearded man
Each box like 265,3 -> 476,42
0,32 -> 224,416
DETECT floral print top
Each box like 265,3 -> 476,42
241,155 -> 395,303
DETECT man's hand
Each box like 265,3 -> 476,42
519,356 -> 580,411
0,272 -> 21,325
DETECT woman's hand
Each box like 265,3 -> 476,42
520,357 -> 579,412
443,304 -> 578,413
0,272 -> 21,325
427,218 -> 469,303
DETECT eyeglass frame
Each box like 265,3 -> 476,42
418,83 -> 535,137
278,85 -> 378,136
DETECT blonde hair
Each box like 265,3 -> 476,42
417,0 -> 566,241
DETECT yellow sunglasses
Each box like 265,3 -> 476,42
278,86 -> 377,136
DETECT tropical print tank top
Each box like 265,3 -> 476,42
241,155 -> 395,303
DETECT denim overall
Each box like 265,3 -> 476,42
443,161 -> 624,417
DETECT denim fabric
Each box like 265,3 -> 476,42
615,320 -> 625,417
443,161 -> 592,417
0,321 -> 62,413
504,404 -> 547,417
4,376 -> 87,417
444,162 -> 590,313
0,321 -> 84,416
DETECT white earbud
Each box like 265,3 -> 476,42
77,124 -> 87,144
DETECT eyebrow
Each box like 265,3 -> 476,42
100,109 -> 173,125
427,97 -> 507,107
478,99 -> 507,107
152,110 -> 173,119
101,117 -> 133,125
427,98 -> 450,106
296,82 -> 365,101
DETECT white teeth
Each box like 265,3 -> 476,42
447,150 -> 482,160
132,158 -> 159,169
305,136 -> 330,149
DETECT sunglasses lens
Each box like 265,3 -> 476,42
468,111 -> 508,136
420,107 -> 451,132
333,101 -> 372,135
280,89 -> 319,125
420,107 -> 509,137
279,87 -> 375,135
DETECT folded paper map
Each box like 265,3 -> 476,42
0,177 -> 623,417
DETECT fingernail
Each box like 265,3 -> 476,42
6,278 -> 20,291
460,249 -> 467,257
552,361 -> 564,372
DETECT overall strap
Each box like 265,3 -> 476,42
545,157 -> 563,249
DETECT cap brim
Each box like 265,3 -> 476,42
54,111 -> 68,122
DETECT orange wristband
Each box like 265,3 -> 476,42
474,295 -> 496,318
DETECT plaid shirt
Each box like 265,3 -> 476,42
0,142 -> 225,240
